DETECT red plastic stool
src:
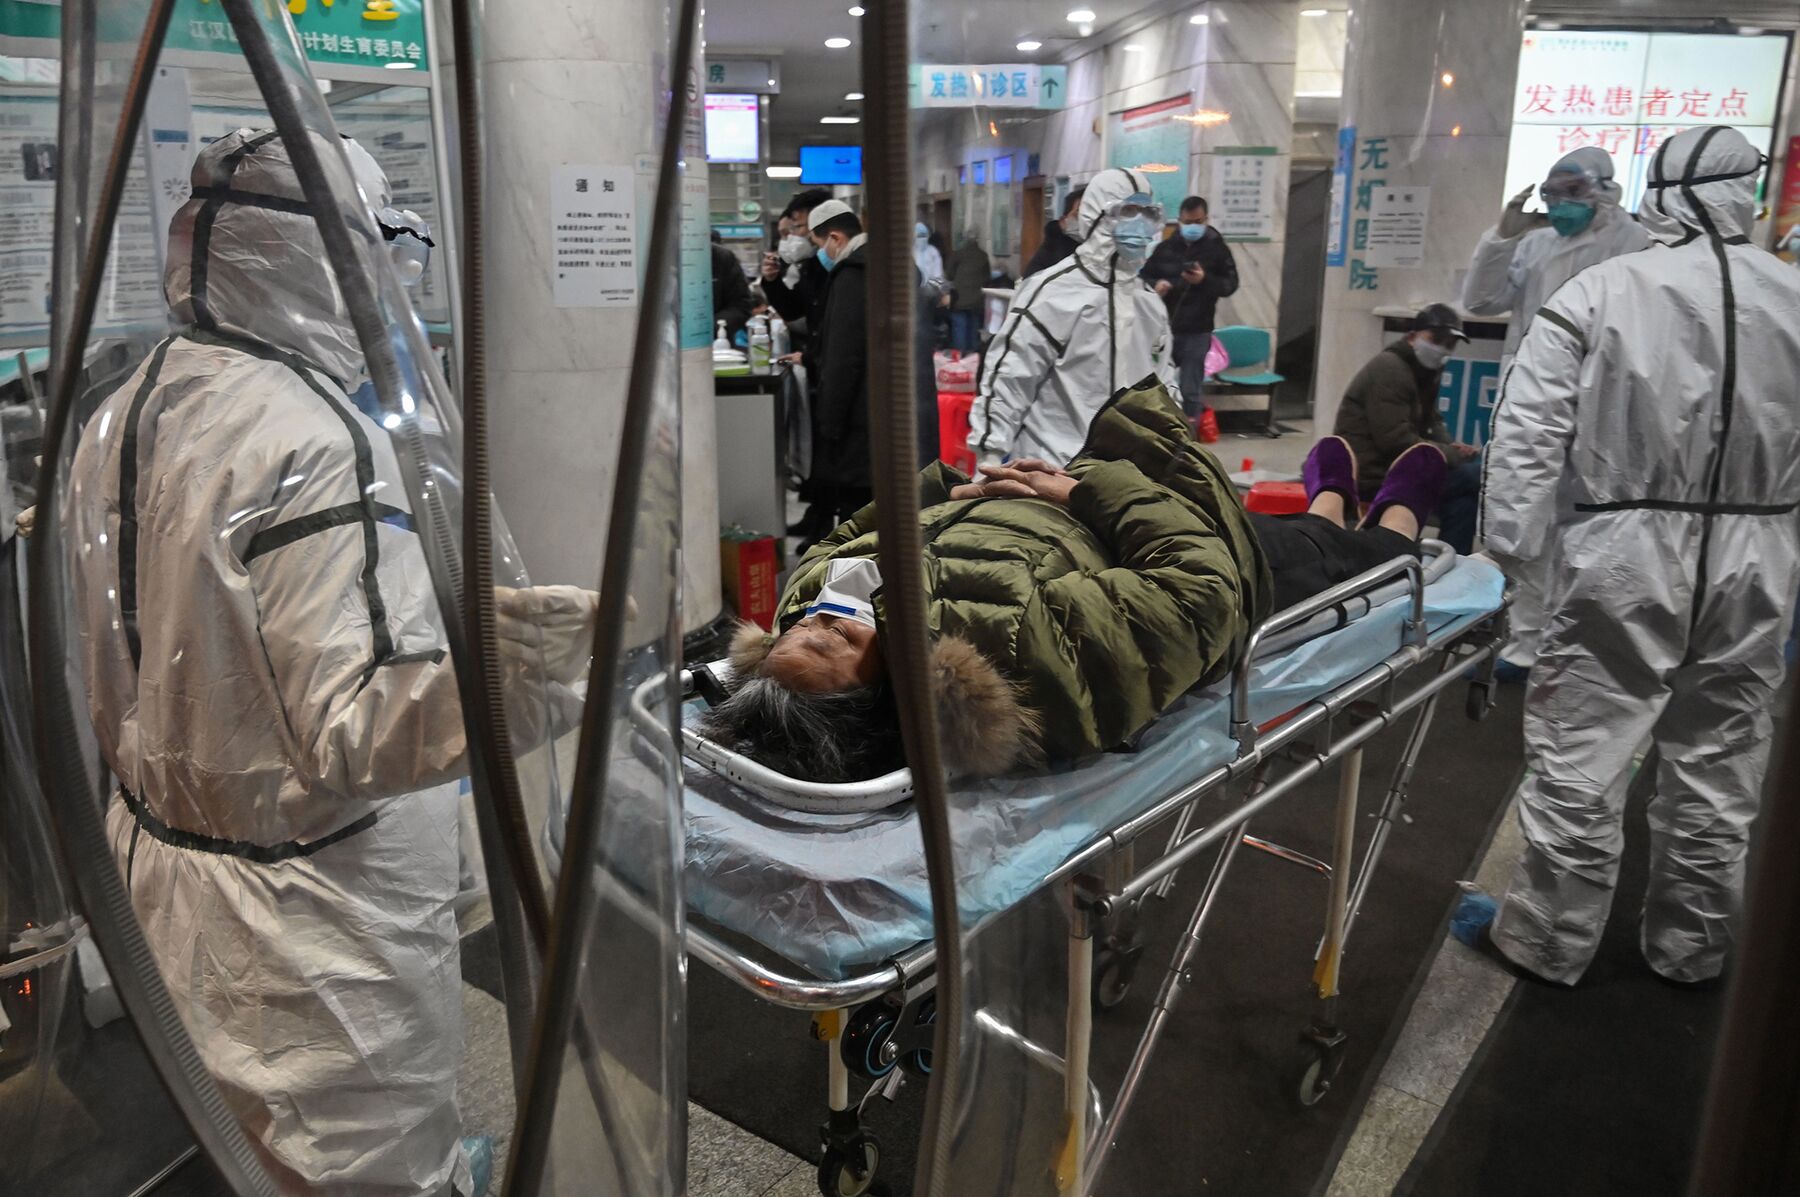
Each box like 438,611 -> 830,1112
1244,481 -> 1309,515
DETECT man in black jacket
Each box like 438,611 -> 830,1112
802,199 -> 872,541
1021,184 -> 1085,279
761,188 -> 833,348
1331,303 -> 1482,551
1139,195 -> 1239,412
710,232 -> 753,342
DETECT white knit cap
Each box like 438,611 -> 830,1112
806,199 -> 854,231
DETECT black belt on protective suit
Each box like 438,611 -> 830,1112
117,786 -> 378,864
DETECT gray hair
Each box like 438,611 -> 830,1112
698,674 -> 905,784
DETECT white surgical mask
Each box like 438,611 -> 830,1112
778,234 -> 813,264
805,557 -> 882,630
1413,339 -> 1451,370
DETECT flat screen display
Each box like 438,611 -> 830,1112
800,144 -> 863,185
705,93 -> 760,164
1506,29 -> 1790,213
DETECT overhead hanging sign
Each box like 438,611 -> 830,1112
706,58 -> 780,95
909,64 -> 1068,110
0,0 -> 429,75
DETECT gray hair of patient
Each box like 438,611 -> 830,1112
699,674 -> 905,783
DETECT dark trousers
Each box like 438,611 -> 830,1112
1437,456 -> 1483,555
1251,512 -> 1418,613
949,309 -> 981,353
1172,332 -> 1214,417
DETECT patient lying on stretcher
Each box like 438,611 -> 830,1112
702,380 -> 1447,784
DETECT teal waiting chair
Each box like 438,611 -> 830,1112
1203,324 -> 1286,437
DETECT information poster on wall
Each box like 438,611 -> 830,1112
0,87 -> 162,337
1325,125 -> 1355,268
1365,185 -> 1429,268
678,59 -> 713,349
550,164 -> 637,309
1209,147 -> 1278,242
1507,29 -> 1790,213
1107,94 -> 1191,219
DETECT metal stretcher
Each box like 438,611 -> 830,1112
643,543 -> 1509,1196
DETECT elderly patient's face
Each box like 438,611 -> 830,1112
762,614 -> 883,693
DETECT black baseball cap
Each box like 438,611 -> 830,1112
1411,303 -> 1469,342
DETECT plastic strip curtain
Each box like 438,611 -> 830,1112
18,0 -> 681,1191
495,0 -> 693,1188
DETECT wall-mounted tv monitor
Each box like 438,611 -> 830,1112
800,144 -> 863,185
705,93 -> 760,164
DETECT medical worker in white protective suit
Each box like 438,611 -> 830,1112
1482,126 -> 1800,987
1462,147 -> 1650,682
67,130 -> 522,1195
966,166 -> 1179,465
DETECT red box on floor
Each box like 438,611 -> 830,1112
938,391 -> 977,475
721,529 -> 779,629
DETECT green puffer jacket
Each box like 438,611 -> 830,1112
734,379 -> 1271,775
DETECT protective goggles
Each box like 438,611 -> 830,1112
379,207 -> 434,286
1538,171 -> 1602,206
1105,195 -> 1165,226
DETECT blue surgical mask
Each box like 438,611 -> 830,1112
1112,215 -> 1158,260
816,243 -> 838,272
1547,201 -> 1596,238
1179,221 -> 1206,242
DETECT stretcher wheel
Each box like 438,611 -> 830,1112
1293,1038 -> 1347,1108
1466,680 -> 1493,722
841,1005 -> 900,1080
1093,946 -> 1140,1010
817,1133 -> 880,1197
902,997 -> 936,1077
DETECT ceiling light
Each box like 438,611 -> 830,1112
1440,71 -> 1454,86
821,115 -> 861,124
1301,7 -> 1326,14
845,91 -> 865,100
1189,12 -> 1209,24
383,61 -> 417,69
1067,8 -> 1096,22
825,36 -> 852,48
767,166 -> 803,179
848,4 -> 865,12
1123,43 -> 1145,52
1016,39 -> 1042,51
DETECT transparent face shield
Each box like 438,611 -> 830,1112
20,0 -> 691,1192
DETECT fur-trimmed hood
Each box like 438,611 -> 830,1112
727,622 -> 1040,780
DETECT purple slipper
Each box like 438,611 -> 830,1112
1302,436 -> 1359,510
1361,442 -> 1447,532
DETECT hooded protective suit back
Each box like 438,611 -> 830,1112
67,130 -> 473,1193
1482,127 -> 1800,985
967,167 -> 1179,464
1461,146 -> 1650,362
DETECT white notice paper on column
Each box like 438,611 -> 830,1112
1365,185 -> 1430,269
551,163 -> 637,308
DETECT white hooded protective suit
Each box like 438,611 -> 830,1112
1483,127 -> 1800,985
68,130 -> 473,1194
1462,146 -> 1651,671
966,167 -> 1179,464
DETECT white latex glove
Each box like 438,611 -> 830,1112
1498,187 -> 1548,239
494,585 -> 599,684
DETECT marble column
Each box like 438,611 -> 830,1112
481,0 -> 721,630
1312,0 -> 1528,432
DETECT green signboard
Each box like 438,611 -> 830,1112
0,0 -> 428,74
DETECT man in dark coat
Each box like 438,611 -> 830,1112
947,229 -> 991,352
1021,184 -> 1085,279
802,199 -> 872,537
1332,303 -> 1481,551
1139,195 -> 1239,408
710,233 -> 753,342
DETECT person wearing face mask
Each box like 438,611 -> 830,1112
1022,184 -> 1087,279
913,220 -> 946,288
1332,303 -> 1481,550
800,199 -> 873,537
1462,147 -> 1650,680
1140,194 -> 1240,414
761,188 -> 834,348
966,167 -> 1179,467
1480,126 -> 1800,987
